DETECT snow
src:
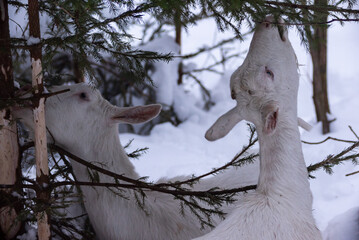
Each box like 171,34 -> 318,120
141,35 -> 181,107
14,80 -> 20,89
17,225 -> 37,240
322,207 -> 359,240
139,35 -> 204,121
26,36 -> 41,46
183,62 -> 197,72
122,19 -> 359,237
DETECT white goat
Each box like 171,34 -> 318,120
13,83 -> 259,239
195,16 -> 322,240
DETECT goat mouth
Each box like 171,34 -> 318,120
263,109 -> 278,134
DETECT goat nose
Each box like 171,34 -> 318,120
263,21 -> 271,28
263,15 -> 275,28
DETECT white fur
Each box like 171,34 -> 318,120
195,17 -> 322,240
14,83 -> 259,240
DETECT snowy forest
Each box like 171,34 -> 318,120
0,0 -> 359,239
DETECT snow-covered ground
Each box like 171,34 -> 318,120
122,20 -> 359,237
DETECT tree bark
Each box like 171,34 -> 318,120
73,56 -> 85,83
28,0 -> 51,239
310,0 -> 331,134
0,0 -> 22,239
175,11 -> 183,85
73,10 -> 85,83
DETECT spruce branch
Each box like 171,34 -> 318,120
285,18 -> 359,25
307,141 -> 359,175
264,1 -> 359,14
158,124 -> 258,188
185,73 -> 212,102
0,88 -> 70,111
48,144 -> 257,197
127,147 -> 149,159
92,3 -> 152,27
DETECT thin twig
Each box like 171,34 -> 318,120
264,1 -> 359,14
346,170 -> 359,177
256,18 -> 359,26
186,73 -> 212,100
349,125 -> 359,140
302,126 -> 359,145
53,2 -> 75,19
302,137 -> 356,145
174,36 -> 240,59
183,53 -> 240,75
51,181 -> 257,197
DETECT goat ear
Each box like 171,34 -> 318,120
263,110 -> 278,134
112,104 -> 162,124
261,103 -> 279,135
205,107 -> 243,141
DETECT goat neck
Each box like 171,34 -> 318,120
256,103 -> 312,207
67,124 -> 140,182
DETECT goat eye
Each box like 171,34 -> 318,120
247,90 -> 253,95
231,90 -> 236,100
265,67 -> 274,79
79,92 -> 88,100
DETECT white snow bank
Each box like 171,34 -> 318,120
140,35 -> 181,106
26,36 -> 41,45
323,207 -> 359,240
140,35 -> 205,121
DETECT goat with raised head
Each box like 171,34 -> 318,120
195,16 -> 322,240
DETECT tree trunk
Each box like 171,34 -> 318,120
73,56 -> 85,83
175,11 -> 183,85
0,0 -> 23,238
310,0 -> 331,134
73,10 -> 85,83
28,0 -> 51,239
